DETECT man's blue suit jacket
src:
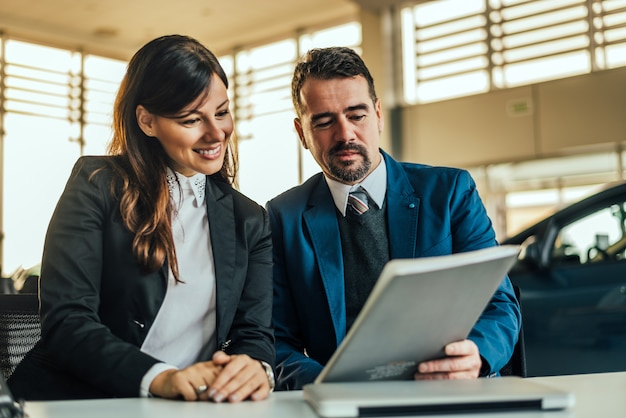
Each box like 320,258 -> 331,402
266,150 -> 521,390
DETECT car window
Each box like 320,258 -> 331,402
552,202 -> 626,264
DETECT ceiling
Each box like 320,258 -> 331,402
0,0 -> 376,60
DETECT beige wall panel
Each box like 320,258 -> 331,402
537,67 -> 626,154
360,9 -> 393,151
402,87 -> 536,167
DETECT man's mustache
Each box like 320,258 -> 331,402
328,143 -> 366,157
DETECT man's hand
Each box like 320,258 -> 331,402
414,339 -> 482,380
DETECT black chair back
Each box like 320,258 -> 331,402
0,294 -> 41,380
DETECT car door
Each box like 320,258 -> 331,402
513,199 -> 626,376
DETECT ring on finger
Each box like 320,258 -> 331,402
196,385 -> 209,395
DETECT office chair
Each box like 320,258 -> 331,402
0,294 -> 40,380
499,285 -> 527,377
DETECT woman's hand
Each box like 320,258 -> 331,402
149,351 -> 271,402
208,351 -> 272,402
149,360 -> 222,400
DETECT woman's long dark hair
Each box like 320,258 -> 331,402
107,34 -> 237,281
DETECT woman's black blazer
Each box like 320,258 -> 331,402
8,156 -> 274,400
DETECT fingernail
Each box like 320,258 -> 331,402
208,389 -> 217,398
213,393 -> 224,403
230,394 -> 239,402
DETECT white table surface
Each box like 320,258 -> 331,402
22,371 -> 626,418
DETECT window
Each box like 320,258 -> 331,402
82,55 -> 127,154
227,22 -> 362,206
554,203 -> 626,264
234,39 -> 300,205
0,39 -> 125,274
401,0 -> 626,104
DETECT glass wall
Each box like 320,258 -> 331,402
0,39 -> 126,275
2,2 -> 625,273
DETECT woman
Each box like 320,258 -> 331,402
8,34 -> 275,402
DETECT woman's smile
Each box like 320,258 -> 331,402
194,143 -> 222,160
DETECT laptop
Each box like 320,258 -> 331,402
315,245 -> 521,384
303,378 -> 575,417
304,245 -> 575,417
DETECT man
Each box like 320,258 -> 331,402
266,47 -> 521,390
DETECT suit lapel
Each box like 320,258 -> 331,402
383,152 -> 421,259
304,177 -> 346,342
204,178 -> 236,343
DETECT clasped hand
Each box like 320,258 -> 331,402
150,351 -> 271,402
415,339 -> 482,380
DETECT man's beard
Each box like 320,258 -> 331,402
327,143 -> 371,183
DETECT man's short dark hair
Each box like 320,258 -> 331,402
291,47 -> 377,117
